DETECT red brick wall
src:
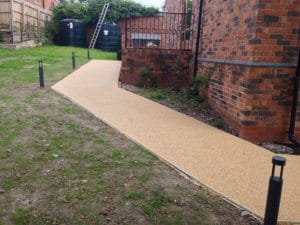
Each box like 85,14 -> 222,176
26,0 -> 59,11
118,12 -> 193,88
193,0 -> 299,143
118,1 -> 191,88
118,14 -> 190,50
120,48 -> 193,88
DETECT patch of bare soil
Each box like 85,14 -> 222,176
122,84 -> 297,155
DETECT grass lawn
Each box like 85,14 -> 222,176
0,46 -> 260,225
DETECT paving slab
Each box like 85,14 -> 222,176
52,60 -> 300,223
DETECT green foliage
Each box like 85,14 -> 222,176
87,0 -> 159,23
172,57 -> 185,91
149,90 -> 166,100
52,2 -> 89,22
193,76 -> 208,89
189,76 -> 208,96
213,117 -> 226,129
47,1 -> 159,44
140,67 -> 157,88
52,1 -> 159,23
176,76 -> 208,103
44,20 -> 59,45
193,95 -> 205,103
141,67 -> 151,77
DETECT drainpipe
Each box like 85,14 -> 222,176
288,49 -> 300,146
193,0 -> 204,78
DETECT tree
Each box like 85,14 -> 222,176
52,3 -> 89,22
52,0 -> 159,24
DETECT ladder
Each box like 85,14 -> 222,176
89,3 -> 110,50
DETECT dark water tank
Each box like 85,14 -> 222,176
95,23 -> 121,52
59,19 -> 87,47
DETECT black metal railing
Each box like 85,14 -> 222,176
125,12 -> 194,50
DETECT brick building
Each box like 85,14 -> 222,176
192,0 -> 300,142
119,0 -> 299,143
26,0 -> 60,11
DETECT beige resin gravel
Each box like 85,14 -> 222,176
52,60 -> 300,223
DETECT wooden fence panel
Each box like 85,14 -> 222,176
0,0 -> 12,30
0,0 -> 52,43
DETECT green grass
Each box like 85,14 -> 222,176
194,192 -> 221,209
0,46 -> 252,225
0,46 -> 115,86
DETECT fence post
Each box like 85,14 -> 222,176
72,52 -> 75,69
263,156 -> 286,225
38,60 -> 44,88
37,7 -> 40,35
10,0 -> 14,44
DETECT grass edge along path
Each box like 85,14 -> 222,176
0,46 -> 261,225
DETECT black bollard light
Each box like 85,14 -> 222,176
264,156 -> 286,225
72,52 -> 75,69
87,49 -> 90,60
38,60 -> 44,88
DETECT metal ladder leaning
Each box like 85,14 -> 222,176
88,3 -> 110,50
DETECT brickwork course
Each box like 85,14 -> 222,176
120,48 -> 192,88
192,0 -> 300,142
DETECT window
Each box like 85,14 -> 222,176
131,33 -> 161,48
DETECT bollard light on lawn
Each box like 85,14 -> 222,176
87,49 -> 90,60
264,156 -> 286,225
38,60 -> 44,88
72,52 -> 75,69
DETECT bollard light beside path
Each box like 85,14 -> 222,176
264,156 -> 286,225
38,60 -> 44,88
87,49 -> 90,60
72,52 -> 76,69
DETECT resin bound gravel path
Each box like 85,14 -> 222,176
52,60 -> 300,223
